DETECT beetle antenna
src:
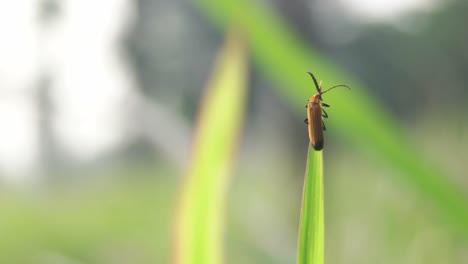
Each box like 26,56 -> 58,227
307,72 -> 321,94
321,84 -> 350,95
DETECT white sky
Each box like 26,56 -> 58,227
0,0 -> 40,179
0,0 -> 136,181
48,0 -> 136,161
338,0 -> 437,21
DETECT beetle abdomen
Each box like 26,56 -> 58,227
307,99 -> 324,151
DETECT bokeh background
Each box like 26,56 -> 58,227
0,0 -> 467,263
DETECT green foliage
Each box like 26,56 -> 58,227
173,29 -> 248,264
297,147 -> 324,264
0,174 -> 174,264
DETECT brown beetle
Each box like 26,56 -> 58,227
304,72 -> 350,150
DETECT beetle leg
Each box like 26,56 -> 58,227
305,104 -> 308,108
304,118 -> 308,124
322,109 -> 328,118
322,103 -> 330,107
322,120 -> 326,131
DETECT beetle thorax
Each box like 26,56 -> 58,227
309,94 -> 321,104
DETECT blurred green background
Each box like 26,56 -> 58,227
0,0 -> 466,263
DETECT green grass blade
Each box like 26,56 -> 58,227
194,0 -> 468,237
173,29 -> 248,264
298,146 -> 324,264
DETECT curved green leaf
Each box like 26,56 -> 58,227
173,29 -> 248,264
298,146 -> 324,264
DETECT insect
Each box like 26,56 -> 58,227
304,72 -> 350,150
